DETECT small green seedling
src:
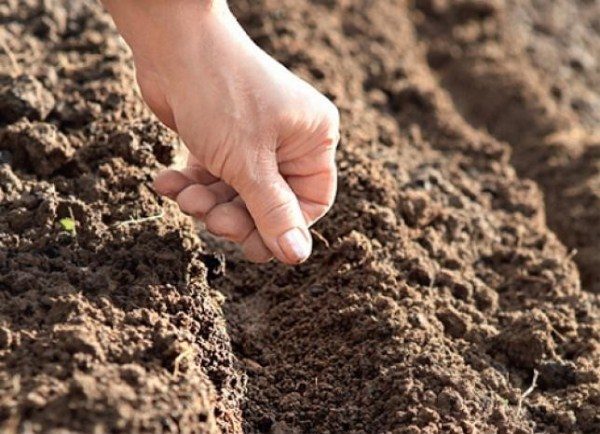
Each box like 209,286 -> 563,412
59,217 -> 77,234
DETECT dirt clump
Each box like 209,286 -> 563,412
0,74 -> 55,124
1,120 -> 74,176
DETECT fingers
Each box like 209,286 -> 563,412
179,166 -> 219,185
202,198 -> 273,263
241,230 -> 273,263
286,168 -> 337,226
154,166 -> 273,262
153,151 -> 218,198
153,169 -> 194,199
172,180 -> 238,219
208,181 -> 237,203
204,198 -> 254,243
236,168 -> 312,265
176,184 -> 218,218
184,154 -> 218,184
153,166 -> 216,198
153,155 -> 335,265
278,134 -> 337,226
153,166 -> 235,215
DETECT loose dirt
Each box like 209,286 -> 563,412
0,1 -> 598,433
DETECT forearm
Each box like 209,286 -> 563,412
101,0 -> 239,74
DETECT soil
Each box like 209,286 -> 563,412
0,1 -> 598,434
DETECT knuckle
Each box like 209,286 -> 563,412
320,99 -> 341,145
325,99 -> 340,125
259,194 -> 296,224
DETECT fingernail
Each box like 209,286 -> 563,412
278,227 -> 311,263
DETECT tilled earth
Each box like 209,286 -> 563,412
0,0 -> 599,433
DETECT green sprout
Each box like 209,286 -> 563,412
59,217 -> 77,234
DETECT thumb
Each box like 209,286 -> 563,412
235,166 -> 312,265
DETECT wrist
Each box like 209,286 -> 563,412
103,0 -> 236,73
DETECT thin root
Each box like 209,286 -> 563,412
113,212 -> 164,228
517,369 -> 540,417
310,229 -> 330,248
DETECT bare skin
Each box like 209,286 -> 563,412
102,0 -> 340,264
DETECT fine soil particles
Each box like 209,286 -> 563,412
0,1 -> 599,433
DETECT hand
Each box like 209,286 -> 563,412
105,0 -> 340,264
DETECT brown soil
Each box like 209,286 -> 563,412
0,1 -> 598,433
412,0 -> 600,292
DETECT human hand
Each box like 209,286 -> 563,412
104,0 -> 340,264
